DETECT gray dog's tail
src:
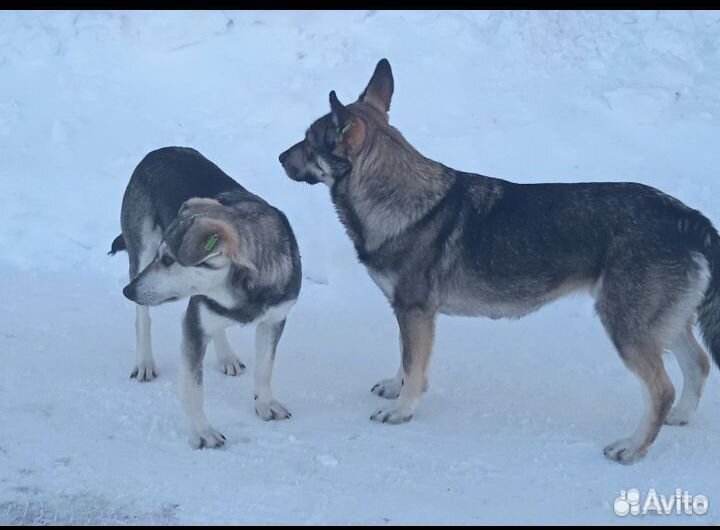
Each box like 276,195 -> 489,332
697,234 -> 720,370
108,234 -> 126,256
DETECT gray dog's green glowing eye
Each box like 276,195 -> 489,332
205,234 -> 219,252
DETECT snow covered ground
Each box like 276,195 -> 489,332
2,10 -> 720,524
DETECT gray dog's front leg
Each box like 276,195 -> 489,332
180,304 -> 225,449
253,318 -> 292,421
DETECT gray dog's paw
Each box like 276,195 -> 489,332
371,377 -> 428,399
371,377 -> 402,399
664,407 -> 691,426
255,399 -> 292,421
370,404 -> 413,424
189,427 -> 226,449
603,438 -> 646,465
130,361 -> 157,382
219,356 -> 245,377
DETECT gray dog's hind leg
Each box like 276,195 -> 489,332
131,305 -> 156,381
665,324 -> 711,426
128,232 -> 159,382
213,329 -> 245,376
253,318 -> 292,421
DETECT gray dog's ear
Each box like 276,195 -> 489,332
359,58 -> 393,114
177,217 -> 256,272
178,197 -> 221,215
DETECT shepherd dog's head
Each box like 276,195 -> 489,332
278,59 -> 395,186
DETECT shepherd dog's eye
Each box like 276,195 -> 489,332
160,255 -> 175,267
323,128 -> 336,151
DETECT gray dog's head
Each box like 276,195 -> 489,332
123,198 -> 253,306
278,59 -> 395,186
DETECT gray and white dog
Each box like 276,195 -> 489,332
279,59 -> 720,464
110,147 -> 301,448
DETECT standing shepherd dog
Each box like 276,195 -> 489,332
110,147 -> 301,448
279,59 -> 720,464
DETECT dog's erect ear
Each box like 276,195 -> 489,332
330,90 -> 366,156
177,217 -> 256,272
359,58 -> 393,114
330,90 -> 351,126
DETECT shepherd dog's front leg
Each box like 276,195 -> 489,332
371,307 -> 436,424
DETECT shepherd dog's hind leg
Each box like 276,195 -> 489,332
602,342 -> 675,464
665,324 -> 711,426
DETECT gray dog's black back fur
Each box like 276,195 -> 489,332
109,147 -> 241,256
118,147 -> 253,263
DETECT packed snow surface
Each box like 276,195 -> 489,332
1,10 -> 720,524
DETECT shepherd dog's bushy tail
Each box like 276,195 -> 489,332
697,232 -> 720,370
108,234 -> 126,256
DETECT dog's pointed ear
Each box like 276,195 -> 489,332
359,58 -> 393,114
329,90 -> 366,156
330,90 -> 350,127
